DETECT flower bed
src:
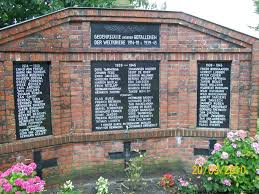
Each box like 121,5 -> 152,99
1,130 -> 258,194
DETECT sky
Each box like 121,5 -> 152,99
152,0 -> 259,38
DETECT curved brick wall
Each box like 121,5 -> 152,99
0,8 -> 258,177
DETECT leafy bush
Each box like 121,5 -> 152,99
59,180 -> 81,194
125,152 -> 145,190
199,130 -> 259,194
95,176 -> 110,194
176,177 -> 198,194
0,162 -> 45,193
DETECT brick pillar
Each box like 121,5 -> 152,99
250,40 -> 259,136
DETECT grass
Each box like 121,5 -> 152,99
143,158 -> 187,177
43,161 -> 126,187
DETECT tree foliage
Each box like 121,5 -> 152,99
254,0 -> 259,30
0,0 -> 49,28
130,0 -> 167,10
0,0 -> 115,28
0,0 -> 166,28
255,0 -> 259,13
130,0 -> 157,10
48,0 -> 116,10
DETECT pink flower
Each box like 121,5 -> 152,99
23,166 -> 34,176
231,143 -> 237,148
227,130 -> 247,142
237,130 -> 247,140
236,151 -> 241,157
252,142 -> 259,154
39,180 -> 45,191
3,182 -> 13,192
211,150 -> 216,155
0,178 -> 8,186
14,178 -> 24,186
21,181 -> 29,190
195,156 -> 206,166
11,164 -> 22,173
28,163 -> 37,170
1,169 -> 12,178
0,163 -> 45,193
208,164 -> 217,173
221,152 -> 229,160
227,131 -> 235,142
34,176 -> 41,182
214,143 -> 222,152
178,178 -> 189,187
222,179 -> 231,186
25,184 -> 36,193
34,181 -> 45,192
19,177 -> 45,193
27,178 -> 35,184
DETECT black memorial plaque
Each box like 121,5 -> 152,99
91,22 -> 160,48
91,61 -> 159,131
197,61 -> 231,128
14,61 -> 52,139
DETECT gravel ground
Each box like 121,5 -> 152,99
44,161 -> 189,194
45,177 -> 170,194
84,178 -> 169,194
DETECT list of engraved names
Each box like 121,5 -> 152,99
91,61 -> 159,131
14,62 -> 52,139
197,61 -> 231,128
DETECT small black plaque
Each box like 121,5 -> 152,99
197,61 -> 231,128
91,22 -> 160,48
91,61 -> 159,131
14,61 -> 52,139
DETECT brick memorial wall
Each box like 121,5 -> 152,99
0,8 -> 258,177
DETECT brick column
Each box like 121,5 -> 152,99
250,40 -> 259,136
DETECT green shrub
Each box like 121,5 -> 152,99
59,180 -> 81,194
95,176 -> 110,194
176,177 -> 198,194
125,152 -> 145,190
196,130 -> 259,194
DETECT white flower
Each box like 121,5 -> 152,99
221,152 -> 229,160
195,156 -> 206,166
236,151 -> 241,157
63,180 -> 74,190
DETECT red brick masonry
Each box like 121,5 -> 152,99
0,8 -> 258,175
